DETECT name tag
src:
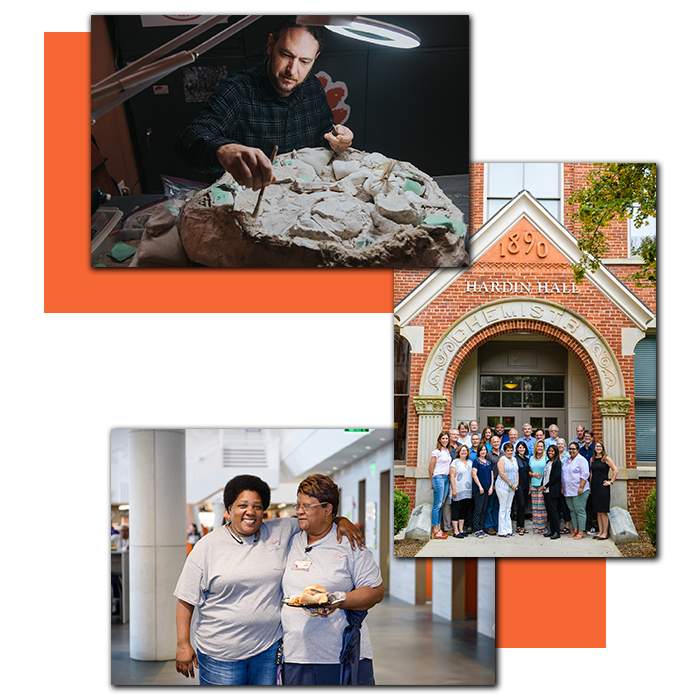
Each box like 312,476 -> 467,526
292,559 -> 312,571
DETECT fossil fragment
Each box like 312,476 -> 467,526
176,147 -> 466,267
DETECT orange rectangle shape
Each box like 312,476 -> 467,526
496,558 -> 606,647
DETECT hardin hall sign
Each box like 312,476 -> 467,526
465,280 -> 580,294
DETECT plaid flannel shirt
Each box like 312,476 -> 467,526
176,60 -> 335,174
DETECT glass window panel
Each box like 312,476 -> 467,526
524,163 -> 559,198
545,376 -> 565,391
480,392 -> 499,408
503,377 -> 521,391
545,417 -> 559,429
635,399 -> 656,461
488,199 -> 511,219
488,163 -> 523,197
503,416 -> 516,429
481,376 -> 501,391
545,392 -> 565,408
630,205 -> 656,254
523,392 -> 543,408
503,392 -> 522,408
394,333 -> 410,394
522,376 -> 542,391
394,395 -> 408,461
540,199 -> 560,220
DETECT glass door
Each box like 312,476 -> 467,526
478,374 -> 566,436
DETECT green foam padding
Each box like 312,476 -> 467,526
454,221 -> 467,238
109,242 -> 137,262
403,179 -> 422,194
210,187 -> 231,204
93,264 -> 106,267
423,214 -> 455,232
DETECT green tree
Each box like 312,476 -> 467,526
568,163 -> 656,286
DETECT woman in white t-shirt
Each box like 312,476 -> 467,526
449,444 -> 473,538
281,474 -> 383,685
428,431 -> 452,539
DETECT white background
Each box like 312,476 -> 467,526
5,0 -> 684,700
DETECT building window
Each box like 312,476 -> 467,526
394,332 -> 410,462
629,210 -> 656,258
480,375 -> 565,409
487,163 -> 561,220
634,336 -> 656,465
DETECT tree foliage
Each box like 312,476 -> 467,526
568,163 -> 656,286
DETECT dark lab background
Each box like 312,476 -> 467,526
95,15 -> 469,194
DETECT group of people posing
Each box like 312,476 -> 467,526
428,421 -> 619,542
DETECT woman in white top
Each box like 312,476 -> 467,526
495,442 -> 519,537
449,444 -> 473,538
428,431 -> 452,539
281,474 -> 383,686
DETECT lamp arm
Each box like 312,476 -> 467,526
91,15 -> 263,122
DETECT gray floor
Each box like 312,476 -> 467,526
112,595 -> 496,686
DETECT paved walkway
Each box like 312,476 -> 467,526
415,522 -> 622,557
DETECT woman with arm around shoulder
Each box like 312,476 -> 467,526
589,440 -> 619,540
428,431 -> 452,539
471,443 -> 493,538
513,441 -> 530,536
495,442 -> 519,537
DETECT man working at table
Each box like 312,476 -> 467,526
176,17 -> 353,191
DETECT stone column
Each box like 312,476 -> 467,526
597,398 -> 633,511
213,499 -> 227,530
413,396 -> 448,508
128,429 -> 187,661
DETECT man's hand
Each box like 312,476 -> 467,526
216,143 -> 276,191
324,124 -> 353,153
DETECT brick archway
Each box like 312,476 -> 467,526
441,319 -> 604,432
419,298 -> 625,402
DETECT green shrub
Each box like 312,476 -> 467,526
394,489 -> 411,535
643,488 -> 656,545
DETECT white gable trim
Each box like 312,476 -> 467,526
395,190 -> 655,330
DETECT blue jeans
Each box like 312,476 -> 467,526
197,643 -> 279,685
431,475 -> 450,527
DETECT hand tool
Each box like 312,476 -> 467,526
252,145 -> 278,218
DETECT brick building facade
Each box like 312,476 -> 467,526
394,163 -> 656,531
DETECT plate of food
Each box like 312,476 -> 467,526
283,585 -> 345,609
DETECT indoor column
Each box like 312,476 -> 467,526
128,429 -> 187,661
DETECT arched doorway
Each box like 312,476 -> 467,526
453,336 -> 590,441
413,299 -> 630,504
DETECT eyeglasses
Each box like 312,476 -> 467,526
293,502 -> 328,513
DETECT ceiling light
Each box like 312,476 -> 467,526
299,16 -> 421,49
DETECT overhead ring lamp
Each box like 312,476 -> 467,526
297,15 -> 420,49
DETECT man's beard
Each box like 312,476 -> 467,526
268,63 -> 307,95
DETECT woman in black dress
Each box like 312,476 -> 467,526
542,445 -> 562,540
513,441 -> 530,536
590,440 -> 619,540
